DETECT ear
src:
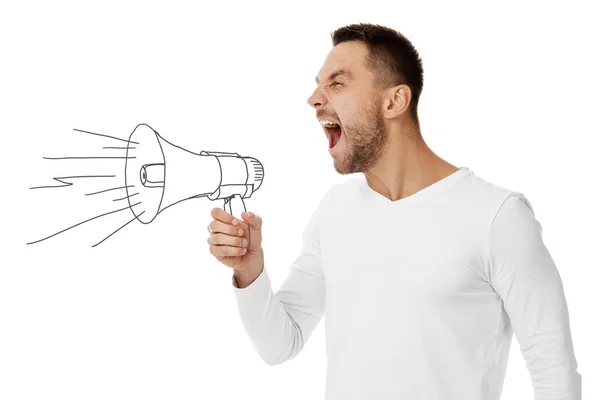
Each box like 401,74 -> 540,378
382,84 -> 411,119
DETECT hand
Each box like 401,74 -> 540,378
207,208 -> 264,275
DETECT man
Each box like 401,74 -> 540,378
206,23 -> 582,400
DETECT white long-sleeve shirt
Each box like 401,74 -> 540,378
232,166 -> 582,400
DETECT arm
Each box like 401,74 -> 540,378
231,192 -> 329,366
486,192 -> 582,399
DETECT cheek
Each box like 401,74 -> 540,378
333,93 -> 358,115
331,94 -> 360,128
338,107 -> 358,126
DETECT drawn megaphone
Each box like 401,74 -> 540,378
124,123 -> 263,224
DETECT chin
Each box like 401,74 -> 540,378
333,158 -> 352,175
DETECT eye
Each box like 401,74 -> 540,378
330,82 -> 343,88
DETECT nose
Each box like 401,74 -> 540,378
307,86 -> 327,109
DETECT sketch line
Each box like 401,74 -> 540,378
26,201 -> 141,245
85,185 -> 134,196
30,175 -> 116,190
42,156 -> 136,160
113,192 -> 139,201
73,128 -> 139,145
28,123 -> 265,248
92,211 -> 144,248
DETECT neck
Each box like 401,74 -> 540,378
362,125 -> 459,202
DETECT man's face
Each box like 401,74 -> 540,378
307,41 -> 388,175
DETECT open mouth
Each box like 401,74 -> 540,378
321,121 -> 342,149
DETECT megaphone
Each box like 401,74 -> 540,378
124,123 -> 263,225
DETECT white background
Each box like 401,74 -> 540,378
1,1 -> 598,399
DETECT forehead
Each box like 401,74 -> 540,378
315,41 -> 370,84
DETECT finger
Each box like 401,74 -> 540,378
209,244 -> 247,257
211,207 -> 246,227
208,219 -> 245,237
241,211 -> 262,230
207,233 -> 248,248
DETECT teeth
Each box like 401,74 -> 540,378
319,120 -> 340,127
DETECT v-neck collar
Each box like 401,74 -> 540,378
361,166 -> 473,207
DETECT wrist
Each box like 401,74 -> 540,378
233,247 -> 263,287
233,267 -> 262,288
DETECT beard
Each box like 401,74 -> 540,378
335,101 -> 388,175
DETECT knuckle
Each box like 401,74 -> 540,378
213,234 -> 223,244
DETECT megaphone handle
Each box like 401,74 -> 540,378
223,194 -> 250,248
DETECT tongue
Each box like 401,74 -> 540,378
329,126 -> 341,148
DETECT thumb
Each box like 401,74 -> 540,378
241,211 -> 262,231
240,211 -> 262,251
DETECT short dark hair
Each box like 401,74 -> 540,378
331,23 -> 424,127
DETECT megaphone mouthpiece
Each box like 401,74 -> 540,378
140,163 -> 165,188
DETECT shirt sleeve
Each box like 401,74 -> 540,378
230,189 -> 331,365
486,192 -> 582,399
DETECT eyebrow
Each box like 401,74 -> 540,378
315,69 -> 353,84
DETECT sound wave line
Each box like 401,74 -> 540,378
42,156 -> 136,160
30,175 -> 116,190
73,128 -> 139,145
86,185 -> 134,196
26,201 -> 141,245
92,211 -> 145,248
113,192 -> 139,202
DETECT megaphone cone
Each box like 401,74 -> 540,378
124,124 -> 263,224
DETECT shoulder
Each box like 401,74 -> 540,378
314,176 -> 364,208
458,169 -> 532,228
489,191 -> 540,244
306,177 -> 363,232
443,169 -> 539,281
327,175 -> 366,202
